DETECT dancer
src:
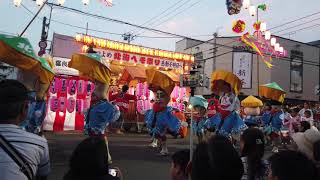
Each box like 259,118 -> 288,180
206,70 -> 246,139
145,69 -> 184,155
241,96 -> 264,128
263,100 -> 284,152
189,95 -> 208,143
69,53 -> 120,164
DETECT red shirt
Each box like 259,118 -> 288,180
109,92 -> 136,112
207,98 -> 221,118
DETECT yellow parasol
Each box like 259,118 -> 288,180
211,70 -> 242,95
69,53 -> 111,84
259,82 -> 286,103
241,96 -> 263,107
0,34 -> 54,84
146,69 -> 177,96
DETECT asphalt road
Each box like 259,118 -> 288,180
46,132 -> 191,180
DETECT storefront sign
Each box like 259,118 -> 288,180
233,52 -> 252,89
94,48 -> 184,69
53,57 -> 79,76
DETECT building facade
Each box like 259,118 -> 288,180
176,36 -> 320,102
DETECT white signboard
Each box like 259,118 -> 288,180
53,57 -> 79,76
233,52 -> 252,89
94,48 -> 184,69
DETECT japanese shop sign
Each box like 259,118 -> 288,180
233,52 -> 252,89
94,48 -> 184,69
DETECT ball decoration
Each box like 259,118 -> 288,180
232,20 -> 246,33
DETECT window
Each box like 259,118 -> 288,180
290,50 -> 303,93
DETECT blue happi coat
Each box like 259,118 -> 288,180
205,111 -> 247,137
20,91 -> 47,133
192,118 -> 207,135
264,111 -> 284,134
244,116 -> 262,127
145,107 -> 181,137
262,111 -> 272,126
84,100 -> 120,135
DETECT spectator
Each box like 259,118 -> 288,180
299,102 -> 313,118
0,80 -> 50,180
190,135 -> 244,180
299,120 -> 311,132
170,149 -> 190,180
268,150 -> 318,180
286,108 -> 301,134
240,128 -> 268,180
109,85 -> 136,134
302,110 -> 314,126
292,127 -> 320,160
64,136 -> 121,180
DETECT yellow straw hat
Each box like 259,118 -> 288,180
146,69 -> 177,96
211,70 -> 242,95
241,95 -> 263,107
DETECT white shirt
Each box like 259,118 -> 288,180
0,124 -> 50,180
299,108 -> 313,118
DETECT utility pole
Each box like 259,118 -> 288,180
122,33 -> 135,44
256,7 -> 260,97
213,32 -> 218,72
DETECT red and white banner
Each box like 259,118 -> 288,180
43,76 -> 94,132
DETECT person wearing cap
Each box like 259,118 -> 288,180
144,69 -> 184,155
292,126 -> 320,161
0,79 -> 50,180
189,96 -> 208,143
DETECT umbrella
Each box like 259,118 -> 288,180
0,34 -> 54,84
241,96 -> 263,107
259,82 -> 286,103
211,70 -> 242,95
69,53 -> 111,84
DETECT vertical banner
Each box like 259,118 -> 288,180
233,52 -> 252,89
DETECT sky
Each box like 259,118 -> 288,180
0,0 -> 320,52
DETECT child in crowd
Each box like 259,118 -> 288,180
302,110 -> 314,126
170,150 -> 190,180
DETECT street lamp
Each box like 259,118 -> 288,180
82,0 -> 90,5
13,0 -> 22,7
243,0 -> 250,9
57,0 -> 65,6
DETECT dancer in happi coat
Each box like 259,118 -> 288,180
145,69 -> 185,155
190,95 -> 209,143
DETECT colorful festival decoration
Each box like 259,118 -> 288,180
226,0 -> 243,15
67,97 -> 76,113
232,20 -> 246,33
253,21 -> 261,31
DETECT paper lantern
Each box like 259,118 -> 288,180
83,97 -> 91,110
265,31 -> 271,40
144,84 -> 149,98
76,99 -> 84,113
86,81 -> 95,96
60,78 -> 67,94
59,97 -> 66,112
271,37 -> 277,46
136,100 -> 144,113
77,80 -> 86,96
49,77 -> 58,94
253,21 -> 261,31
275,43 -> 280,51
67,97 -> 76,113
243,0 -> 250,9
249,6 -> 256,16
68,79 -> 77,95
50,96 -> 59,112
232,20 -> 246,33
136,83 -> 144,97
279,47 -> 284,53
260,22 -> 267,32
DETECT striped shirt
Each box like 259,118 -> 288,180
0,124 -> 50,180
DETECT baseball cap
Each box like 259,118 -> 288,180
0,79 -> 29,104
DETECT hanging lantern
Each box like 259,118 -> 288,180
59,97 -> 66,112
66,97 -> 76,113
77,80 -> 86,96
253,21 -> 261,31
243,0 -> 250,9
76,99 -> 84,113
50,96 -> 59,112
271,37 -> 277,46
68,79 -> 77,95
82,0 -> 89,5
13,0 -> 22,7
265,31 -> 271,40
57,0 -> 65,6
279,47 -> 284,53
275,43 -> 280,51
260,22 -> 267,32
249,6 -> 256,16
36,0 -> 44,6
60,78 -> 67,93
232,20 -> 246,34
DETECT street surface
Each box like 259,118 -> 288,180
46,132 -> 191,180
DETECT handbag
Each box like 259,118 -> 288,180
0,134 -> 34,180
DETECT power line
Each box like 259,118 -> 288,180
279,24 -> 320,36
269,10 -> 320,30
132,0 -> 195,35
135,0 -> 203,37
128,0 -> 187,33
273,17 -> 320,34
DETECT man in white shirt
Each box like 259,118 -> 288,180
299,102 -> 313,118
0,80 -> 50,180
